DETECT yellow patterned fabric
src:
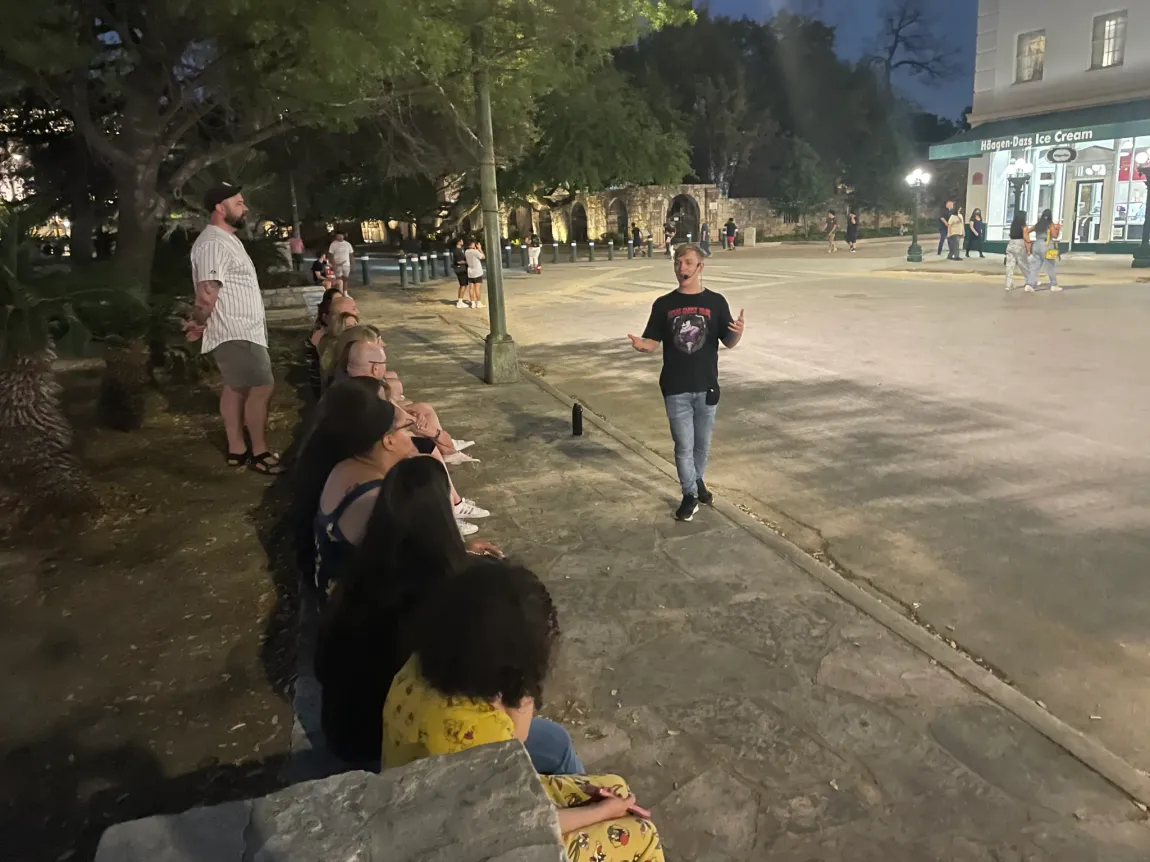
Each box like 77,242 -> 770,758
382,657 -> 664,862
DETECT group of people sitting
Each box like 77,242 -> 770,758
292,300 -> 666,861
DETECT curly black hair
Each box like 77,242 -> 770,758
413,559 -> 560,708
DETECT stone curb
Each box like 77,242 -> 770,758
441,312 -> 1150,810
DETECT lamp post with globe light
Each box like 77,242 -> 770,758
1004,158 -> 1033,220
904,168 -> 931,263
1133,151 -> 1150,268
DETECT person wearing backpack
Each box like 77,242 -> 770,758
1025,209 -> 1062,293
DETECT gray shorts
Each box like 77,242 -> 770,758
210,340 -> 274,389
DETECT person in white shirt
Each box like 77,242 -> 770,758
185,183 -> 283,475
463,240 -> 486,309
327,233 -> 355,290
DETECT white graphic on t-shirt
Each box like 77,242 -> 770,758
671,312 -> 708,355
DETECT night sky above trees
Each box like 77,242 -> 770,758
707,0 -> 976,118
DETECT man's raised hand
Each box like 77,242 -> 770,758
728,309 -> 745,337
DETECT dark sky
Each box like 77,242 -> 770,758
703,0 -> 976,120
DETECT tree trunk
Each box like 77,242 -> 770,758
67,136 -> 96,265
112,169 -> 159,294
0,344 -> 96,519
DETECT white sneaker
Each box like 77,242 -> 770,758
1051,285 -> 1063,292
473,300 -> 484,308
456,299 -> 467,308
1023,285 -> 1035,293
453,498 -> 490,519
1005,286 -> 1013,291
453,440 -> 475,451
444,451 -> 479,465
457,519 -> 479,537
466,300 -> 474,308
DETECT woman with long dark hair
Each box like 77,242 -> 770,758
291,377 -> 418,592
965,209 -> 985,258
1025,208 -> 1062,292
1004,211 -> 1031,291
315,456 -> 500,766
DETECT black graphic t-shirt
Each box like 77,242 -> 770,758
642,288 -> 734,396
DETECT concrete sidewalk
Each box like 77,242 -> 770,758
368,298 -> 1150,861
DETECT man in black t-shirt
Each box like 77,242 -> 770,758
628,243 -> 746,521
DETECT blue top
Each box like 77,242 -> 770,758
312,479 -> 385,593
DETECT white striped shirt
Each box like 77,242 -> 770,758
191,225 -> 268,352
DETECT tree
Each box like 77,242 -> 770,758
868,0 -> 957,91
771,137 -> 836,223
0,0 -> 428,291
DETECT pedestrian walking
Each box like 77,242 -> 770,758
627,243 -> 745,522
289,231 -> 305,271
965,209 -> 985,258
452,237 -> 469,307
185,183 -> 283,475
724,218 -> 738,250
464,239 -> 486,308
631,222 -> 644,257
824,210 -> 838,253
1004,211 -> 1031,292
845,211 -> 859,252
328,232 -> 355,290
1025,208 -> 1062,293
937,200 -> 953,256
947,208 -> 965,260
526,232 -> 542,273
699,222 -> 712,256
663,221 -> 675,256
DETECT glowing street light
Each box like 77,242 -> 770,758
904,168 -> 932,263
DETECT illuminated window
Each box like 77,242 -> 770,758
1091,11 -> 1126,69
1016,30 -> 1045,83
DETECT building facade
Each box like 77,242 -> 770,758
931,0 -> 1150,251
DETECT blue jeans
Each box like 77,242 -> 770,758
665,392 -> 718,497
525,717 -> 584,775
937,229 -> 947,255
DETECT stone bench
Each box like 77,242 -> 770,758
94,741 -> 565,861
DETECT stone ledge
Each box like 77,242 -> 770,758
94,742 -> 565,862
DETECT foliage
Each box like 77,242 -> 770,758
0,270 -> 91,365
769,138 -> 837,221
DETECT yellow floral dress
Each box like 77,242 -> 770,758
383,656 -> 664,862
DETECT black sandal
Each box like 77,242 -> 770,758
226,450 -> 250,467
248,452 -> 285,475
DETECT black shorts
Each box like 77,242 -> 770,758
455,268 -> 468,287
468,276 -> 484,285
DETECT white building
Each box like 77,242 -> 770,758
931,0 -> 1150,252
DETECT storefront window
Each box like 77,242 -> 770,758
986,149 -> 1030,241
1120,136 -> 1150,241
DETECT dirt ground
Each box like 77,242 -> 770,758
0,329 -> 308,862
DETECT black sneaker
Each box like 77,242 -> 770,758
675,494 -> 700,521
696,480 -> 714,506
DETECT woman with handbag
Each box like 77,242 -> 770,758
1025,209 -> 1062,293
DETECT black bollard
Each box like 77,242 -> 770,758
608,241 -> 615,261
588,241 -> 596,262
646,239 -> 654,258
552,242 -> 560,264
399,256 -> 408,287
627,240 -> 634,260
572,402 -> 583,436
570,242 -> 577,263
503,245 -> 512,268
360,258 -> 371,287
408,256 -> 418,284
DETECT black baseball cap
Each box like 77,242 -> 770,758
203,182 -> 243,212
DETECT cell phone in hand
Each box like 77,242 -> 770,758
588,785 -> 651,819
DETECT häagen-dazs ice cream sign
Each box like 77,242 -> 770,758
980,129 -> 1095,152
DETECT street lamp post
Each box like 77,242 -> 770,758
1004,158 -> 1034,220
904,168 -> 931,263
1133,151 -> 1150,269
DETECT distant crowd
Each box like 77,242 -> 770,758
938,199 -> 1062,292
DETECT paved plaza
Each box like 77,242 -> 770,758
389,244 -> 1150,782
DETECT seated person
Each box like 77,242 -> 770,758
293,378 -> 418,593
316,294 -> 361,374
311,252 -> 335,287
383,560 -> 664,862
310,287 -> 343,347
315,456 -> 502,767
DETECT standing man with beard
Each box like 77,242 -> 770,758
186,183 -> 283,475
628,243 -> 745,521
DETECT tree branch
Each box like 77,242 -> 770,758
68,68 -> 133,168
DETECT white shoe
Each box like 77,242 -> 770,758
1051,285 -> 1063,292
453,440 -> 475,451
1023,285 -> 1035,293
473,300 -> 484,308
1005,286 -> 1013,291
457,519 -> 479,537
453,498 -> 491,519
444,451 -> 479,465
456,299 -> 467,308
466,300 -> 474,308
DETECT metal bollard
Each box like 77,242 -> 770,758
408,256 -> 418,284
415,255 -> 424,282
503,245 -> 512,268
588,241 -> 596,262
687,233 -> 692,243
627,241 -> 634,260
646,239 -> 654,258
520,245 -> 528,268
570,242 -> 577,263
427,254 -> 437,278
552,242 -> 560,264
443,252 -> 451,277
360,257 -> 371,287
608,241 -> 615,261
399,256 -> 408,288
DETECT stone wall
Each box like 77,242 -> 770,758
494,185 -> 908,245
94,742 -> 565,862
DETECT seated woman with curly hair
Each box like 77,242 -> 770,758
383,560 -> 664,862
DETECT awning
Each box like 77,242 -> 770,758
929,98 -> 1150,160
